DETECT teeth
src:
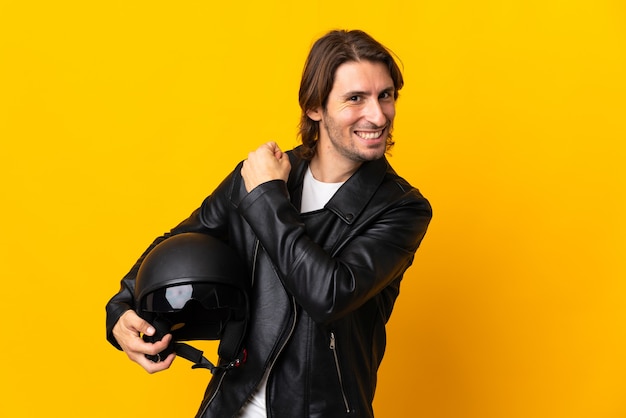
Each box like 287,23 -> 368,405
356,131 -> 382,140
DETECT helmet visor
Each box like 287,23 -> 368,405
142,283 -> 245,314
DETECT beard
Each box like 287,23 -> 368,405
321,111 -> 392,163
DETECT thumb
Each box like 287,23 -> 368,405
122,310 -> 156,336
278,151 -> 291,167
136,316 -> 156,336
144,323 -> 156,337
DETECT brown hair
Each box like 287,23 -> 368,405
297,30 -> 404,160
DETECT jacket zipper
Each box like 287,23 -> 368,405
265,295 -> 298,417
258,238 -> 298,417
197,371 -> 227,417
330,331 -> 351,413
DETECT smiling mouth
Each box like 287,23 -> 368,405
355,129 -> 385,140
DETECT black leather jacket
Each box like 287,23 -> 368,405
106,148 -> 431,418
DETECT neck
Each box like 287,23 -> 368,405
309,152 -> 361,183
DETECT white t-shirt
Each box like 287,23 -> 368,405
237,166 -> 344,418
300,166 -> 345,213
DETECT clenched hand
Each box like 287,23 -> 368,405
112,310 -> 175,373
241,142 -> 291,192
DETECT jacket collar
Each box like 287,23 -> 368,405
288,147 -> 389,225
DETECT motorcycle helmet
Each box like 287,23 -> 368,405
134,232 -> 249,373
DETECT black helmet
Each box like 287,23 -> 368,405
135,232 -> 249,373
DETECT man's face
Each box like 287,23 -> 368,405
308,60 -> 396,167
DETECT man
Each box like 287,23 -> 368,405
106,29 -> 432,418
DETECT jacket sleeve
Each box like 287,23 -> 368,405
104,166 -> 241,349
237,179 -> 432,325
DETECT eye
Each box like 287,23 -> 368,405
379,91 -> 393,100
348,95 -> 361,102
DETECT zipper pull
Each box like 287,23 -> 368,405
329,331 -> 336,349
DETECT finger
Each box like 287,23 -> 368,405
119,310 -> 154,336
264,141 -> 278,150
259,141 -> 282,157
143,333 -> 173,356
277,151 -> 291,170
128,332 -> 172,359
270,143 -> 283,158
138,352 -> 176,374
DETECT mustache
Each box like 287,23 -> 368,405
354,120 -> 393,131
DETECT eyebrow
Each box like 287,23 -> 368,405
341,86 -> 395,98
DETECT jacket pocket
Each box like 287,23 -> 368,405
329,331 -> 352,413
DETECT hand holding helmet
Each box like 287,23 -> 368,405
112,310 -> 175,373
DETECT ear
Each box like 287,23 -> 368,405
306,107 -> 322,121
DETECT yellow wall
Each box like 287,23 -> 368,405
1,1 -> 625,417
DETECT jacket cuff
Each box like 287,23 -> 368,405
237,180 -> 289,213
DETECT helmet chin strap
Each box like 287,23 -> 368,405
174,343 -> 214,370
175,343 -> 247,374
145,316 -> 247,374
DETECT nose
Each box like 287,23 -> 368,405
365,99 -> 389,127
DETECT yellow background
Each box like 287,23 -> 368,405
1,0 -> 625,417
